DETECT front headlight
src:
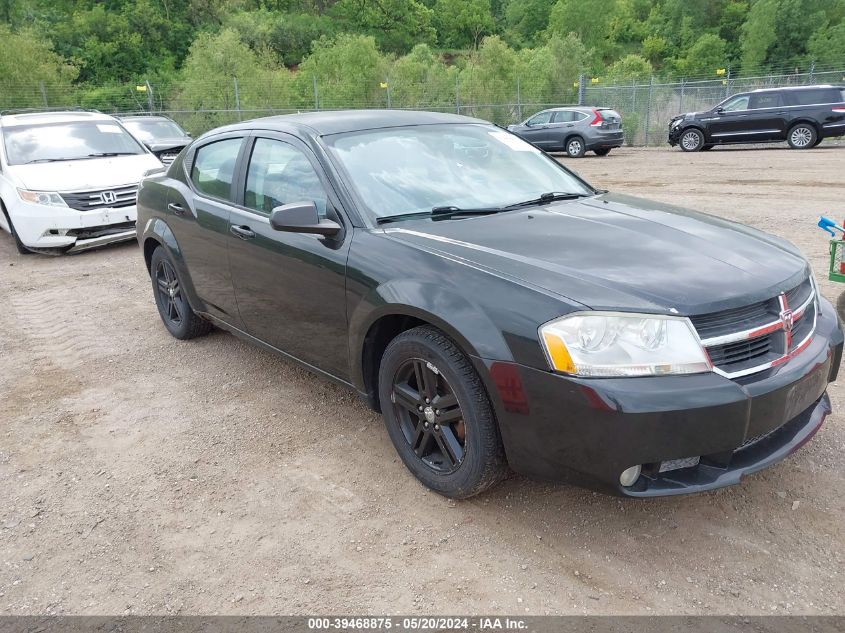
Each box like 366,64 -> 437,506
18,189 -> 68,207
670,119 -> 682,129
539,312 -> 712,377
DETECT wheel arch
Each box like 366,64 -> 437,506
350,283 -> 514,413
139,216 -> 203,312
787,118 -> 822,135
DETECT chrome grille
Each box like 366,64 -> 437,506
691,278 -> 816,378
159,153 -> 179,166
61,184 -> 138,211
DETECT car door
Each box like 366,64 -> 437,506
168,133 -> 248,324
743,92 -> 787,140
706,94 -> 752,140
227,134 -> 352,379
517,110 -> 555,148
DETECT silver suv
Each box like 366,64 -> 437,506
507,107 -> 624,158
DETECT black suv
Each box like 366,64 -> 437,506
669,84 -> 845,151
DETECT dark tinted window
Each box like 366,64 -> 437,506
748,93 -> 783,109
244,138 -> 328,216
190,138 -> 243,200
720,95 -> 749,111
551,111 -> 574,122
786,88 -> 842,105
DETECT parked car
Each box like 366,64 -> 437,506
507,106 -> 624,157
137,110 -> 842,499
119,114 -> 192,166
669,84 -> 845,151
0,110 -> 163,254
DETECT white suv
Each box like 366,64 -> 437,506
0,110 -> 163,254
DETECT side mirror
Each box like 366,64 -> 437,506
715,106 -> 725,114
270,201 -> 342,237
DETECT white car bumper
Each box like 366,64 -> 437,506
9,199 -> 137,250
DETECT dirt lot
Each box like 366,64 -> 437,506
1,145 -> 844,616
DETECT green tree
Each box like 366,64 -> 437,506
741,0 -> 827,71
331,0 -> 435,54
547,0 -> 618,62
675,33 -> 728,77
518,32 -> 587,105
0,25 -> 78,109
605,53 -> 652,82
390,43 -> 458,108
503,0 -> 555,48
434,0 -> 495,49
808,22 -> 845,67
296,33 -> 390,108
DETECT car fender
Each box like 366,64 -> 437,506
348,279 -> 514,393
139,215 -> 203,313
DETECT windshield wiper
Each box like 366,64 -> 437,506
503,191 -> 590,209
85,152 -> 136,157
24,158 -> 66,164
377,206 -> 507,225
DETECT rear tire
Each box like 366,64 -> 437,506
679,129 -> 704,152
378,325 -> 507,499
565,136 -> 586,158
1,204 -> 33,255
150,246 -> 212,340
787,123 -> 817,149
594,148 -> 611,156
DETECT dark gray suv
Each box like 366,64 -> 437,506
507,106 -> 624,158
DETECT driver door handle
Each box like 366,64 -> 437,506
230,225 -> 256,240
167,203 -> 185,216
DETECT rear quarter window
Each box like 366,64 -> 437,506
786,89 -> 842,106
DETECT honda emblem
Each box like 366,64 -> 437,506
100,190 -> 117,205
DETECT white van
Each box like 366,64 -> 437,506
0,110 -> 163,254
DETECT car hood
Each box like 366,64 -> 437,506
381,193 -> 809,315
144,138 -> 191,153
8,154 -> 163,191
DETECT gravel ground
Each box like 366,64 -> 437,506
0,144 -> 844,616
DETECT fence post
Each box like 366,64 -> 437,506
808,60 -> 815,84
678,78 -> 685,114
233,77 -> 242,121
312,75 -> 319,110
724,66 -> 731,98
145,80 -> 153,112
578,73 -> 585,105
38,81 -> 48,107
455,74 -> 460,114
516,77 -> 522,121
644,75 -> 654,147
385,77 -> 391,108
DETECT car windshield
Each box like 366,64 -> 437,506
3,120 -> 146,165
123,119 -> 186,142
323,124 -> 594,221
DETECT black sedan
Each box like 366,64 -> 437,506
136,110 -> 842,498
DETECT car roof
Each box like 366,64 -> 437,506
200,109 -> 490,139
751,84 -> 843,93
0,110 -> 117,128
118,115 -> 178,123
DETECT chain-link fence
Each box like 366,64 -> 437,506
2,64 -> 844,145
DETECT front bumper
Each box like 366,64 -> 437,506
9,199 -> 137,249
480,295 -> 843,497
668,123 -> 683,146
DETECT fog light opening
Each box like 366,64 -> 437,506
619,464 -> 642,487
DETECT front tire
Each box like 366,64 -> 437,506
565,136 -> 586,158
787,123 -> 817,149
378,325 -> 507,499
679,128 -> 705,152
150,246 -> 212,340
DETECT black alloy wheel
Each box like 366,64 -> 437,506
391,357 -> 466,473
150,246 -> 212,340
378,326 -> 507,498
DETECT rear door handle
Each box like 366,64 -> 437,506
230,225 -> 256,240
167,202 -> 185,216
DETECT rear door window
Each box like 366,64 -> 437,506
551,111 -> 574,123
190,137 -> 243,201
748,93 -> 783,109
